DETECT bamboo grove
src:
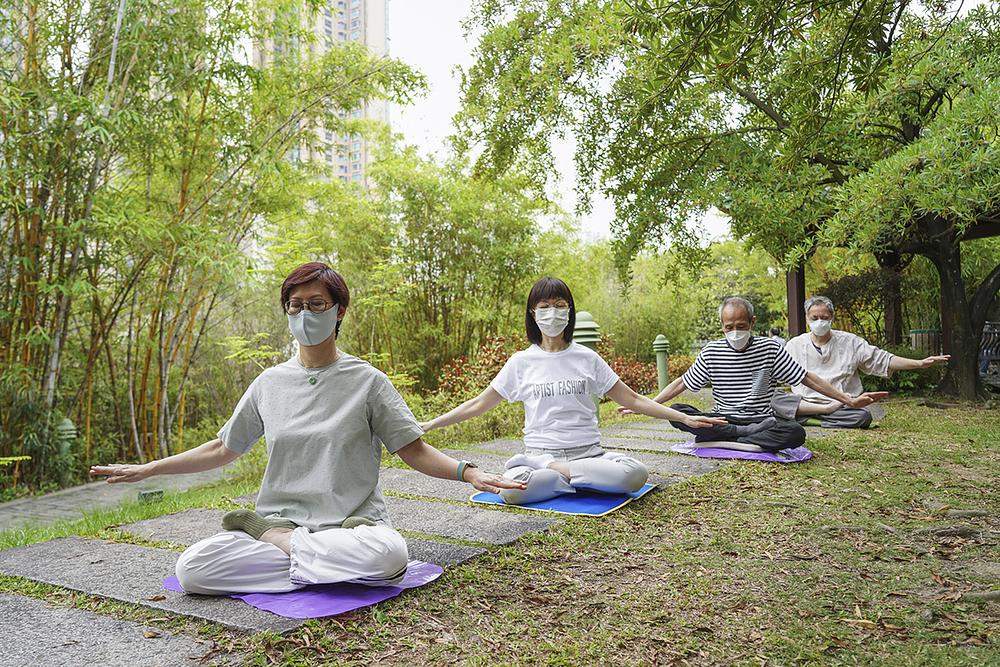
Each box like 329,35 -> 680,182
0,0 -> 422,489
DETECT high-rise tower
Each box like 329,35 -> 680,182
255,0 -> 389,184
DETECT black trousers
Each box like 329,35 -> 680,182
668,403 -> 806,452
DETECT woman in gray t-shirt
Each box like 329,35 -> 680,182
91,262 -> 522,595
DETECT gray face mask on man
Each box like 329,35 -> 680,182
288,304 -> 339,346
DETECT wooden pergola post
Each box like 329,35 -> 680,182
786,263 -> 806,337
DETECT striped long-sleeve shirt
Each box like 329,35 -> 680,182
682,336 -> 807,417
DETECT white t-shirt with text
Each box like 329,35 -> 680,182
490,342 -> 620,450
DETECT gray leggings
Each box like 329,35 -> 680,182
500,444 -> 648,505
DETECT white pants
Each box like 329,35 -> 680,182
174,524 -> 409,595
500,444 -> 648,505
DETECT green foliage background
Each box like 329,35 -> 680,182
2,0 -> 997,496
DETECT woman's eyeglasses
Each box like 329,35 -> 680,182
284,299 -> 335,315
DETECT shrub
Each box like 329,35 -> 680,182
668,354 -> 695,379
436,335 -> 519,401
606,355 -> 658,395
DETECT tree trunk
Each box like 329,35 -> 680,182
928,240 -> 982,399
970,261 -> 1000,335
876,250 -> 904,346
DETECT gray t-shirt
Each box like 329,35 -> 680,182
218,353 -> 423,531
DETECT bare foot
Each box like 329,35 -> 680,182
259,527 -> 293,554
546,461 -> 572,480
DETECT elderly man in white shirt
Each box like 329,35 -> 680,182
773,296 -> 950,428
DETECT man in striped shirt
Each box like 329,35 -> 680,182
638,297 -> 886,451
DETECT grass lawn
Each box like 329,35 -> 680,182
1,398 -> 998,665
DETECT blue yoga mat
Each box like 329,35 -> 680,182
470,483 -> 657,516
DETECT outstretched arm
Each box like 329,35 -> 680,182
618,376 -> 687,415
607,381 -> 726,428
419,386 -> 504,432
89,438 -> 240,484
889,354 -> 950,371
396,439 -> 526,494
800,372 -> 888,409
651,376 -> 688,404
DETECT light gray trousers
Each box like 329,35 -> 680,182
500,444 -> 648,505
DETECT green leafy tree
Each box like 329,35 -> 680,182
457,0 -> 1000,398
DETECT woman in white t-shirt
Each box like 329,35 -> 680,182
421,277 -> 726,505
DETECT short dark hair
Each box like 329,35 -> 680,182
525,277 -> 575,345
769,327 -> 782,336
280,262 -> 350,337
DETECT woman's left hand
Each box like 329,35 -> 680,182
466,469 -> 527,494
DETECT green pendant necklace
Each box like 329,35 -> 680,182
300,352 -> 338,386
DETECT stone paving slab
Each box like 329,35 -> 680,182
468,440 -> 522,456
438,441 -> 721,478
122,509 -> 226,547
405,538 -> 486,566
0,468 -> 230,532
379,468 -> 472,501
597,437 -> 688,454
603,420 -> 679,433
385,497 -> 559,545
467,439 -> 524,454
648,474 -> 687,488
603,449 -> 726,477
439,449 -> 513,471
0,592 -> 237,666
121,509 -> 486,567
0,537 -> 303,633
601,427 -> 690,441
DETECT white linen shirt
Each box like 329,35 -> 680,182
785,330 -> 895,404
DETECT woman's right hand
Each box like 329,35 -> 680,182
616,406 -> 636,415
418,421 -> 434,433
683,415 -> 728,429
89,463 -> 153,484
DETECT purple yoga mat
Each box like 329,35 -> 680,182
670,442 -> 813,464
163,560 -> 443,619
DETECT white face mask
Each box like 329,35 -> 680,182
809,319 -> 833,337
288,304 -> 339,347
724,329 -> 752,350
534,307 -> 570,338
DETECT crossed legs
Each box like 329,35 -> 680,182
499,446 -> 649,505
668,403 -> 806,452
175,523 -> 409,595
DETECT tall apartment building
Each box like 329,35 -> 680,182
255,0 -> 389,184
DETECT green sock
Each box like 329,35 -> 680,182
341,515 -> 376,529
222,509 -> 297,540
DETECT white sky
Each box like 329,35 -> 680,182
387,0 -> 730,244
386,0 -> 984,244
